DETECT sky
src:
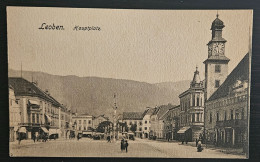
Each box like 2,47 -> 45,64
7,7 -> 253,83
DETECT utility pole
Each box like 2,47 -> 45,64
113,93 -> 117,142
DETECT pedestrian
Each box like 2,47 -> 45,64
77,133 -> 80,141
125,140 -> 129,153
32,134 -> 36,143
197,139 -> 203,152
196,138 -> 198,147
18,133 -> 21,145
121,138 -> 125,152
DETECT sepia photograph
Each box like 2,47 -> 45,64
7,7 -> 252,158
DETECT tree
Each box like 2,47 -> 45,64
130,124 -> 137,133
96,121 -> 112,133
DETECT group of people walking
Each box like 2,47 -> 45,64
120,138 -> 129,153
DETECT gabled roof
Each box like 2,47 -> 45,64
208,53 -> 249,101
9,77 -> 61,106
123,112 -> 143,120
94,114 -> 109,120
142,107 -> 156,116
152,104 -> 174,120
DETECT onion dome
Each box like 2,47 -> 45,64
211,14 -> 225,30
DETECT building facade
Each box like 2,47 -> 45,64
9,85 -> 21,142
72,113 -> 93,132
162,105 -> 180,140
205,53 -> 249,149
9,77 -> 71,139
142,107 -> 155,138
122,112 -> 143,138
150,105 -> 172,139
178,67 -> 204,141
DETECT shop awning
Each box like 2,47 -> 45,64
57,129 -> 62,134
83,131 -> 92,135
177,127 -> 190,134
49,128 -> 57,135
41,127 -> 49,133
45,114 -> 52,122
18,127 -> 27,133
29,100 -> 40,105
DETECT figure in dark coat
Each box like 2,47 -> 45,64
120,139 -> 125,152
125,140 -> 129,153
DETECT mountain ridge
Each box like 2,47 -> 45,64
8,69 -> 190,116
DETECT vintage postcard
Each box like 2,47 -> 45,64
7,7 -> 252,158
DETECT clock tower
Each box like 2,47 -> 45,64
204,14 -> 230,100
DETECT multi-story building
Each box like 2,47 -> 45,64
59,105 -> 73,138
142,107 -> 156,138
9,85 -> 21,141
9,77 -> 71,139
205,53 -> 249,149
150,104 -> 172,139
122,112 -> 143,138
178,66 -> 204,141
72,113 -> 93,132
162,105 -> 180,140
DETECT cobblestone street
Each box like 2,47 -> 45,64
10,138 -> 246,158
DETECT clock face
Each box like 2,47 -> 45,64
213,42 -> 225,55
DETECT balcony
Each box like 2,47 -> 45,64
216,119 -> 247,128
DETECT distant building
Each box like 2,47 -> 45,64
150,105 -> 172,139
205,53 -> 249,149
142,107 -> 156,138
93,114 -> 109,129
122,112 -> 143,138
9,85 -> 21,141
162,105 -> 180,140
72,113 -> 93,132
178,66 -> 205,141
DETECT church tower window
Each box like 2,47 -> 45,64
215,80 -> 220,88
215,65 -> 221,73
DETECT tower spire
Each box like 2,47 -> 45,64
216,10 -> 219,18
21,62 -> 23,78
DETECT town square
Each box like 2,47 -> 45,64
7,8 -> 252,158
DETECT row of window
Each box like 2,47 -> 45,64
181,95 -> 203,111
207,95 -> 247,109
209,108 -> 245,123
77,119 -> 92,124
127,121 -> 143,126
180,113 -> 204,124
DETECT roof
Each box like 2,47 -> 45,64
152,104 -> 174,119
203,55 -> 230,63
9,77 -> 61,106
123,112 -> 143,120
208,53 -> 249,101
94,114 -> 109,120
142,107 -> 156,116
211,15 -> 224,30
